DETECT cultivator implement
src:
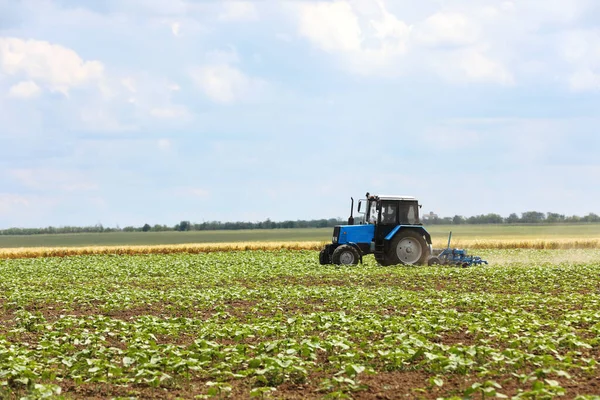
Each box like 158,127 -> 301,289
428,232 -> 488,267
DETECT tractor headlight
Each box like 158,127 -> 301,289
333,236 -> 338,243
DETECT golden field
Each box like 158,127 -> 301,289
1,237 -> 600,259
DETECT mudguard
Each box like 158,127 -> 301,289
385,225 -> 432,244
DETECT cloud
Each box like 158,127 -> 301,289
190,53 -> 265,104
171,22 -> 181,36
8,80 -> 41,98
0,34 -> 192,132
121,78 -> 136,93
0,193 -> 30,214
453,48 -> 514,84
157,139 -> 171,150
560,29 -> 600,91
293,1 -> 415,76
291,1 -> 520,82
8,168 -> 99,192
416,12 -> 479,48
218,2 -> 259,22
0,37 -> 104,94
568,69 -> 600,91
296,1 -> 362,52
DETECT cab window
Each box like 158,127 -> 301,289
407,204 -> 418,224
381,202 -> 398,224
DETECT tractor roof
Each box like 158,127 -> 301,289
375,195 -> 417,201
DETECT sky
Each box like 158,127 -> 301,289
0,0 -> 599,229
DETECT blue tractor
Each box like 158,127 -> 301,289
319,192 -> 433,266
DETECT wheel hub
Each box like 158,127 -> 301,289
339,251 -> 355,265
396,238 -> 423,264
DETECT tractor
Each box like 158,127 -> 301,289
319,192 -> 433,266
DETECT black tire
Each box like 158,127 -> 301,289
428,256 -> 441,266
332,245 -> 360,265
386,230 -> 430,266
319,249 -> 331,265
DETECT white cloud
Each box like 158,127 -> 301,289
569,69 -> 600,91
121,78 -> 136,93
560,29 -> 600,91
218,2 -> 259,22
293,1 -> 413,76
291,1 -> 523,83
0,193 -> 30,214
171,22 -> 181,36
8,80 -> 41,98
8,168 -> 99,192
0,37 -> 104,94
190,58 -> 264,104
296,1 -> 362,52
456,48 -> 514,84
157,139 -> 171,150
416,12 -> 479,47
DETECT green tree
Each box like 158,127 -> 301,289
521,211 -> 546,223
176,221 -> 191,231
453,215 -> 465,225
546,213 -> 565,223
506,213 -> 520,224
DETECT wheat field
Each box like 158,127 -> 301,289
1,237 -> 600,259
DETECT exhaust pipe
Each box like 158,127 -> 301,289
348,197 -> 355,225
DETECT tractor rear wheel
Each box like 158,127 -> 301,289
332,245 -> 360,265
386,230 -> 429,266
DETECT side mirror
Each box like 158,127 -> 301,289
357,201 -> 362,212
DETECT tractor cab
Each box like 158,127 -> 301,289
320,192 -> 432,266
360,195 -> 421,226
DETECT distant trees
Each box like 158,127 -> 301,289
2,212 -> 600,236
506,213 -> 520,224
175,221 -> 191,232
424,211 -> 600,225
452,215 -> 465,225
521,211 -> 546,224
546,213 -> 565,223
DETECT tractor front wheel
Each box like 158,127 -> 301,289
387,231 -> 429,266
319,249 -> 331,265
332,245 -> 360,265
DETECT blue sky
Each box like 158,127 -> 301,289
1,0 -> 599,228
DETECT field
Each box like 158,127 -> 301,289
2,224 -> 600,248
1,249 -> 599,399
2,225 -> 600,260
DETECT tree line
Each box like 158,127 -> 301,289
424,211 -> 600,225
0,218 -> 345,235
1,212 -> 599,235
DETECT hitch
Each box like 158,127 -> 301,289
428,232 -> 488,267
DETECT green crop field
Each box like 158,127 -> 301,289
2,224 -> 600,249
1,249 -> 599,399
